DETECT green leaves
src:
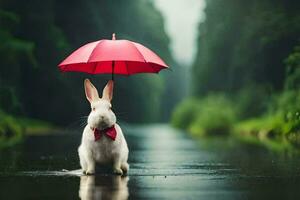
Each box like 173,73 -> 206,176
172,95 -> 236,136
0,0 -> 176,124
193,0 -> 300,95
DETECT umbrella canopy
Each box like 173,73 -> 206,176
58,34 -> 168,79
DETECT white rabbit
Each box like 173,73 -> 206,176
78,79 -> 129,175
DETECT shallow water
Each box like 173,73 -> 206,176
0,124 -> 300,199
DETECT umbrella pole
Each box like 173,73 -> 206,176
112,60 -> 115,81
111,33 -> 116,81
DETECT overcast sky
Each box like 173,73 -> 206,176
153,0 -> 206,66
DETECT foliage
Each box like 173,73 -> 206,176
189,95 -> 236,136
0,109 -> 54,148
171,0 -> 300,151
235,114 -> 295,151
234,48 -> 300,149
171,98 -> 200,129
234,85 -> 272,119
0,110 -> 23,148
284,46 -> 300,90
276,90 -> 300,133
193,0 -> 300,96
0,0 -> 180,126
172,95 -> 237,136
0,10 -> 36,115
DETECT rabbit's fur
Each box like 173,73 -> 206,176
78,79 -> 129,175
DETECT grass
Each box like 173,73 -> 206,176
0,111 -> 55,148
17,117 -> 55,135
171,94 -> 300,153
0,112 -> 23,148
235,114 -> 299,152
172,95 -> 236,136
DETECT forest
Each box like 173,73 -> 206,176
2,1 -> 300,198
172,0 -> 300,151
2,0 -> 300,151
0,0 -> 186,147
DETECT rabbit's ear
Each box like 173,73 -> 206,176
84,79 -> 99,103
102,80 -> 114,102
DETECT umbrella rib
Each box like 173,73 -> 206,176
131,43 -> 156,73
125,61 -> 130,76
149,62 -> 157,73
131,43 -> 147,63
87,40 -> 104,62
92,62 -> 97,74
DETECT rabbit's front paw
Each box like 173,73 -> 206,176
86,168 -> 95,175
113,168 -> 123,175
121,163 -> 129,174
86,171 -> 95,175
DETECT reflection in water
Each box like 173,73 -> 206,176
79,175 -> 129,200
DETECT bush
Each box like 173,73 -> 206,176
236,89 -> 300,148
171,98 -> 200,129
0,86 -> 22,114
172,95 -> 237,136
284,46 -> 300,90
235,85 -> 271,119
189,95 -> 237,136
0,110 -> 24,148
275,90 -> 300,133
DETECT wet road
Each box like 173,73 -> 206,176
1,124 -> 300,199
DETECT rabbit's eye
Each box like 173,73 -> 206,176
92,107 -> 95,111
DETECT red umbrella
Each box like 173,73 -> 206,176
58,33 -> 168,80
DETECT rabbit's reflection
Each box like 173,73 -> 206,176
79,175 -> 129,200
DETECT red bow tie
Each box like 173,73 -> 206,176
91,125 -> 117,141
